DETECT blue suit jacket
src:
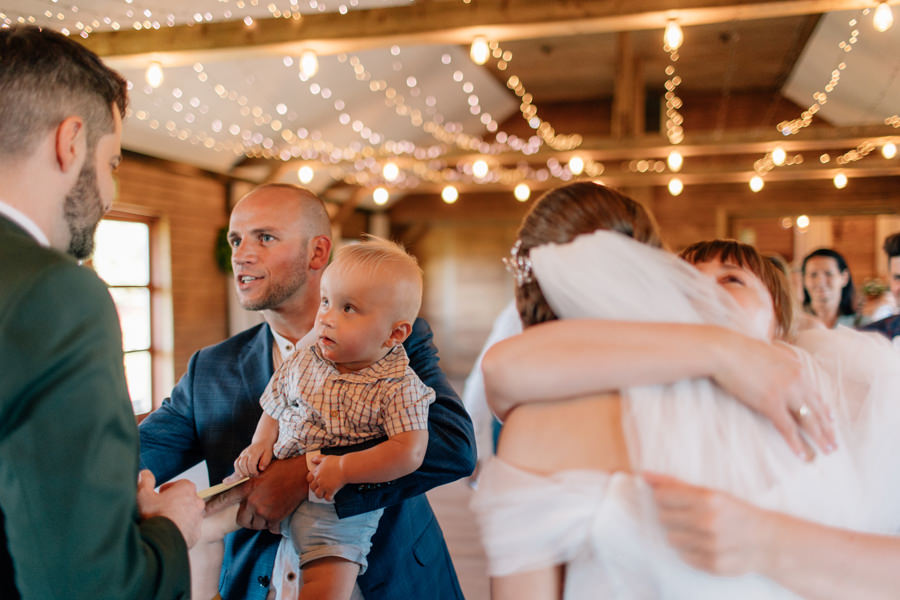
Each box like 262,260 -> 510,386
139,318 -> 475,600
862,314 -> 900,340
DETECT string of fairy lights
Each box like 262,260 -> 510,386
145,37 -> 593,200
0,0 -> 367,39
3,2 -> 898,203
749,5 -> 897,195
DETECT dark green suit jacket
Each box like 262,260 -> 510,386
0,215 -> 190,599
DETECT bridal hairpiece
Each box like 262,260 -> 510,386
502,239 -> 534,286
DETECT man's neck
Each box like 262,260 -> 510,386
263,303 -> 317,344
0,155 -> 69,251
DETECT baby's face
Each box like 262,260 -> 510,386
693,257 -> 776,340
315,264 -> 399,371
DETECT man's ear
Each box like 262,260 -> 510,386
383,320 -> 412,347
309,235 -> 332,270
55,116 -> 85,174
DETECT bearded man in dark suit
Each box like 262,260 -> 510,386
0,26 -> 203,599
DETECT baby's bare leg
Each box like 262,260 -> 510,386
299,557 -> 359,600
190,504 -> 241,600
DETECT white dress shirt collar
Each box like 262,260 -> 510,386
270,327 -> 300,362
0,199 -> 50,247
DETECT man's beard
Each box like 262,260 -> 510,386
239,266 -> 308,312
63,160 -> 105,260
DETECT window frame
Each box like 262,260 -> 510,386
94,209 -> 173,421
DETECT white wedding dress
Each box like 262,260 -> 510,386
471,231 -> 900,599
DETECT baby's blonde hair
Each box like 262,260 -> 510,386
328,235 -> 423,323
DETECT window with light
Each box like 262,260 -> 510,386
92,218 -> 153,414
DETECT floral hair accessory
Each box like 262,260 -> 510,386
502,239 -> 534,286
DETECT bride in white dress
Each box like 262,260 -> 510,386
470,182 -> 900,599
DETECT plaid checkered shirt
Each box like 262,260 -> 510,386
260,343 -> 435,458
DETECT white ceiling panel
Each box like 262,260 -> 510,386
783,9 -> 900,127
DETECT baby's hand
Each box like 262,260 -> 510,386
234,442 -> 273,478
307,454 -> 345,502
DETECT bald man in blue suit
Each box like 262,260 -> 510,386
140,184 -> 476,599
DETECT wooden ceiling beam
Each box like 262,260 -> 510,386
254,124 -> 900,179
84,0 -> 893,65
387,161 -> 900,195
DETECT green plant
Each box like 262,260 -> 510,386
215,226 -> 232,274
862,277 -> 889,298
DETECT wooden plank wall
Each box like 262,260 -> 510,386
114,154 -> 229,393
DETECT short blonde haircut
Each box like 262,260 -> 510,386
328,236 -> 423,322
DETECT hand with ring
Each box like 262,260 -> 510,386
789,396 -> 832,462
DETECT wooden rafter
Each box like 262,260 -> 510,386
379,161 -> 900,195
84,0 -> 893,64
249,124 -> 900,182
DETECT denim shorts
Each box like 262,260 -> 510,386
285,501 -> 384,574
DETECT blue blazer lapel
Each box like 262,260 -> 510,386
237,323 -> 275,406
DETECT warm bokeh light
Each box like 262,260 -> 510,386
382,162 -> 399,181
668,178 -> 684,196
664,20 -> 683,50
749,176 -> 764,193
514,183 -> 530,202
568,156 -> 585,176
833,172 -> 848,189
373,186 -> 389,205
796,215 -> 810,229
882,142 -> 897,159
145,61 -> 164,88
667,150 -> 683,172
297,165 -> 314,184
441,185 -> 459,204
771,147 -> 786,166
300,50 -> 319,79
874,2 -> 894,32
472,159 -> 489,179
470,37 -> 490,65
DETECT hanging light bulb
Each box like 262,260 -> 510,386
667,150 -> 683,172
373,186 -> 389,205
470,36 -> 490,65
382,162 -> 399,182
567,156 -> 585,176
299,50 -> 319,79
664,19 -> 683,50
882,142 -> 897,159
668,178 -> 684,196
749,175 -> 764,193
145,61 -> 164,88
833,172 -> 848,189
874,2 -> 894,32
472,159 -> 489,179
441,185 -> 459,204
771,146 -> 786,166
513,183 -> 530,202
297,165 -> 314,184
